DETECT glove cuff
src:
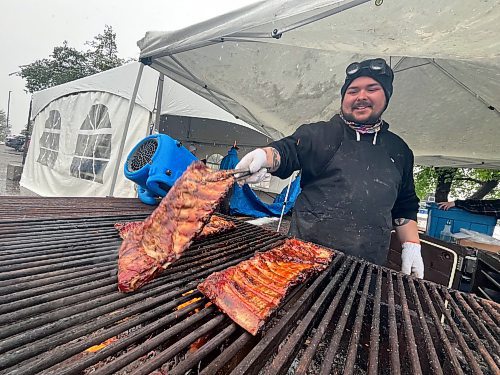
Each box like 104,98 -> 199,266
402,242 -> 421,252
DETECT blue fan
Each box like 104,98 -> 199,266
124,134 -> 197,205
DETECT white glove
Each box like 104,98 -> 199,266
401,242 -> 424,279
235,149 -> 269,185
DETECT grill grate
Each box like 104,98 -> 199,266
0,215 -> 499,374
0,197 -> 154,222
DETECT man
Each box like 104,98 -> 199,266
438,199 -> 500,219
236,58 -> 423,278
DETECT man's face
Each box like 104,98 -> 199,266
341,76 -> 386,124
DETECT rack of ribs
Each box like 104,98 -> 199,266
118,162 -> 235,293
197,238 -> 333,335
114,215 -> 236,240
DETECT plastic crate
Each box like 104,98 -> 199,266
426,202 -> 496,240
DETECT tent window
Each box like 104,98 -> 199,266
37,110 -> 61,168
206,153 -> 224,170
70,104 -> 112,183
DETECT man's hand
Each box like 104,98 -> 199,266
401,242 -> 424,279
438,201 -> 455,210
235,148 -> 269,185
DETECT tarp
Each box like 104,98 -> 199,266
230,176 -> 301,218
21,63 -> 280,197
219,147 -> 240,170
217,146 -> 301,217
138,0 -> 500,169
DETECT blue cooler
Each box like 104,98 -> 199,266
426,202 -> 496,239
124,134 -> 197,205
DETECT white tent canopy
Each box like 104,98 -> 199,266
138,0 -> 500,169
30,63 -> 264,132
21,63 -> 275,197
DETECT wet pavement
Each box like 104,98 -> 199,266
0,144 -> 23,195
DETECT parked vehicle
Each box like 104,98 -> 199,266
5,135 -> 26,152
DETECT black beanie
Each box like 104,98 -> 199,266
340,58 -> 394,106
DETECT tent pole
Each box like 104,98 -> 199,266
153,60 -> 231,99
271,0 -> 370,38
22,99 -> 33,166
147,39 -> 221,59
277,175 -> 294,233
430,59 -> 500,116
108,63 -> 145,197
147,1 -> 369,56
169,55 -> 237,116
154,73 -> 165,132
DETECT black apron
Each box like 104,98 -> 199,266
289,125 -> 401,265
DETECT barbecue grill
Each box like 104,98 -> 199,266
1,214 -> 499,374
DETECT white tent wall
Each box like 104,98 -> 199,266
138,0 -> 500,169
21,92 -> 150,197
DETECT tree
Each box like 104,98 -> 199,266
85,25 -> 124,73
414,166 -> 500,202
434,167 -> 456,202
19,42 -> 91,93
0,109 -> 6,141
18,26 -> 126,93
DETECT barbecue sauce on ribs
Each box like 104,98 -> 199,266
198,238 -> 333,335
114,215 -> 236,240
117,162 -> 235,292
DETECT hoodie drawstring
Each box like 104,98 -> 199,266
355,129 -> 379,145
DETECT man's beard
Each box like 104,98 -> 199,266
342,101 -> 384,125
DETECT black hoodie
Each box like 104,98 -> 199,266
269,114 -> 419,222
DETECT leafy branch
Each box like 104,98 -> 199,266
17,25 -> 127,93
414,166 -> 500,201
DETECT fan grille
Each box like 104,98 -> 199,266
127,138 -> 158,172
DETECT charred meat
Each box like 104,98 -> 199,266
118,162 -> 235,292
114,215 -> 236,240
198,238 -> 333,335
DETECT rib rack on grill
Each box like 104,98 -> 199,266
198,238 -> 333,335
118,162 -> 235,292
114,215 -> 236,240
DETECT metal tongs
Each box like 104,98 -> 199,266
226,168 -> 253,182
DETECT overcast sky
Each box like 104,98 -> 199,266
0,0 -> 257,134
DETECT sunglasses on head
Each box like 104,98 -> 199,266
346,58 -> 389,77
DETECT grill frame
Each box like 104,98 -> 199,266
0,213 -> 499,375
